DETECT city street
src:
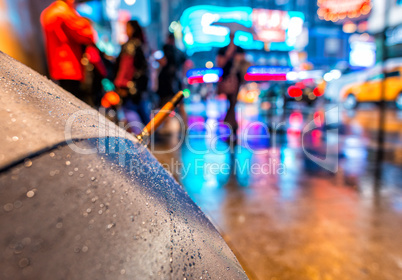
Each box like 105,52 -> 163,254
3,0 -> 402,278
152,100 -> 402,280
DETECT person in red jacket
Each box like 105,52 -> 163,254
40,0 -> 95,99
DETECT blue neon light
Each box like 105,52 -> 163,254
186,67 -> 223,78
76,1 -> 103,23
246,66 -> 292,74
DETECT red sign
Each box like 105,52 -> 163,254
252,9 -> 289,42
317,0 -> 371,22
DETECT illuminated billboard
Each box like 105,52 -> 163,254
349,34 -> 376,68
317,0 -> 371,22
245,66 -> 291,81
187,68 -> 223,84
101,0 -> 151,26
180,6 -> 305,54
349,41 -> 376,68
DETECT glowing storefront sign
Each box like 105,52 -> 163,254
349,41 -> 376,67
180,6 -> 304,54
386,25 -> 402,46
317,0 -> 371,22
244,66 -> 291,81
187,68 -> 223,84
252,9 -> 303,43
103,0 -> 150,25
348,33 -> 376,68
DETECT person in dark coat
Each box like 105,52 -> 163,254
157,33 -> 186,107
114,20 -> 150,126
216,32 -> 246,142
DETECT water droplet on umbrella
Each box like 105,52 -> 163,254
13,242 -> 24,254
22,238 -> 31,245
3,203 -> 14,212
24,159 -> 32,167
18,258 -> 30,268
65,161 -> 71,166
26,190 -> 36,198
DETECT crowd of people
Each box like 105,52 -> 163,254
40,0 -> 188,132
40,0 -> 248,142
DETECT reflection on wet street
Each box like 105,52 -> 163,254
152,100 -> 402,280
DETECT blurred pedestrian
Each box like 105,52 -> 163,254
78,17 -> 111,108
157,33 -> 187,107
114,20 -> 150,128
82,44 -> 109,107
40,0 -> 95,100
216,32 -> 246,141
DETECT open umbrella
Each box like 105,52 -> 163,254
0,51 -> 248,280
211,21 -> 257,37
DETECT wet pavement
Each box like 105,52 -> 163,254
151,99 -> 402,280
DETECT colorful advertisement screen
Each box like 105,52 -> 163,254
180,6 -> 305,54
349,41 -> 376,68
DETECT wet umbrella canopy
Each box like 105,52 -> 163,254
0,52 -> 248,279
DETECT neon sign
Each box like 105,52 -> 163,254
187,68 -> 223,84
349,41 -> 376,68
180,6 -> 304,54
244,66 -> 291,82
317,0 -> 371,22
252,9 -> 303,44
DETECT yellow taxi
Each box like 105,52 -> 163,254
341,67 -> 402,109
